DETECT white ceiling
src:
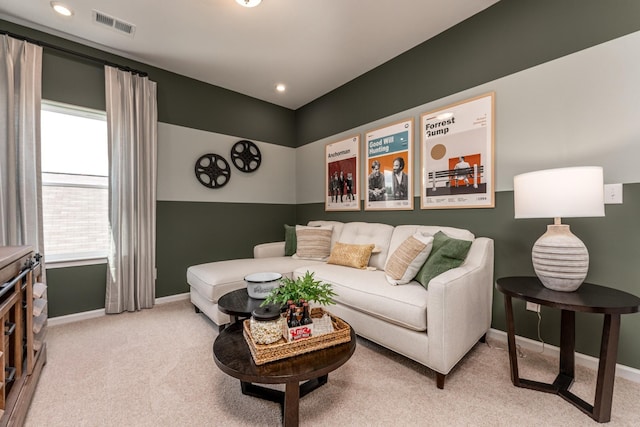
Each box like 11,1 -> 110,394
0,0 -> 498,109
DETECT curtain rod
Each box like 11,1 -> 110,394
1,29 -> 148,77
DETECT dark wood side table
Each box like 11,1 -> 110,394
496,276 -> 640,423
217,288 -> 264,330
213,322 -> 356,427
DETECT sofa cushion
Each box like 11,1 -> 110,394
284,224 -> 297,256
187,257 -> 324,302
387,225 -> 474,263
293,225 -> 333,260
296,264 -> 428,331
415,231 -> 473,288
384,233 -> 434,285
327,242 -> 375,269
307,220 -> 344,250
335,222 -> 394,270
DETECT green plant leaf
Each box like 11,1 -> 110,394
260,271 -> 337,307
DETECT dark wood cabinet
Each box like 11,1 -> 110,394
0,246 -> 47,426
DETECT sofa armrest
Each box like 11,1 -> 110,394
425,237 -> 494,374
254,241 -> 286,258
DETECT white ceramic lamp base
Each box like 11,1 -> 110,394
532,224 -> 588,292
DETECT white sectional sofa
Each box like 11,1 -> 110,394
187,220 -> 494,389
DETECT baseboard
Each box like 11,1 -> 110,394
487,328 -> 640,384
48,292 -> 190,327
155,292 -> 190,304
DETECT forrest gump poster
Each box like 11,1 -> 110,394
421,93 -> 495,209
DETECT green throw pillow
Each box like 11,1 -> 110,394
284,224 -> 297,256
415,231 -> 472,288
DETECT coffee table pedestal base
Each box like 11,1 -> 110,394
240,374 -> 329,426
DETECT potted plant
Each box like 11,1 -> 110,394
261,271 -> 337,307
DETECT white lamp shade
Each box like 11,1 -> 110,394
514,166 -> 605,219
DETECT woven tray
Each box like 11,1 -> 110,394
243,307 -> 351,365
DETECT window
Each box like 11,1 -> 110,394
41,101 -> 109,263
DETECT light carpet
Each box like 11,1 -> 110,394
25,299 -> 640,426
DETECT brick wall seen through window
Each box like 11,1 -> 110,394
41,102 -> 109,262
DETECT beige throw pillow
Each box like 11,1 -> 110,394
327,242 -> 376,269
384,233 -> 434,285
293,225 -> 333,260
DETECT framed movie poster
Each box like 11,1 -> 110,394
420,92 -> 495,209
325,134 -> 360,211
364,118 -> 414,211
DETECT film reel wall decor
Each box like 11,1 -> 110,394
231,140 -> 261,173
194,153 -> 231,188
194,140 -> 262,189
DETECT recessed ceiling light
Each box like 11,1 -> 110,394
51,2 -> 73,17
275,83 -> 286,93
236,0 -> 262,7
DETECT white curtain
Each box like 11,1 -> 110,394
104,66 -> 157,313
0,35 -> 44,254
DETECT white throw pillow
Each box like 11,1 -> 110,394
384,232 -> 434,285
292,225 -> 333,261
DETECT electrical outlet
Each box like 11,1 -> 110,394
526,302 -> 540,312
604,183 -> 623,204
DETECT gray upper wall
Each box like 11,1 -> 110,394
294,0 -> 640,146
0,19 -> 297,148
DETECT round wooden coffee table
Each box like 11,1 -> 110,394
213,321 -> 356,427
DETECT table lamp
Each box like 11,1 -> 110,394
513,166 -> 605,292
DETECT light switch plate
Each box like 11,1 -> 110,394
604,183 -> 623,204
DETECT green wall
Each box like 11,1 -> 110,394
46,264 -> 107,316
295,0 -> 640,145
0,19 -> 297,317
1,20 -> 296,147
295,185 -> 639,368
155,202 -> 295,299
292,0 -> 640,369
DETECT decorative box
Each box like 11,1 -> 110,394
283,322 -> 314,342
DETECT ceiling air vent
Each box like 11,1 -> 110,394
92,10 -> 136,37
